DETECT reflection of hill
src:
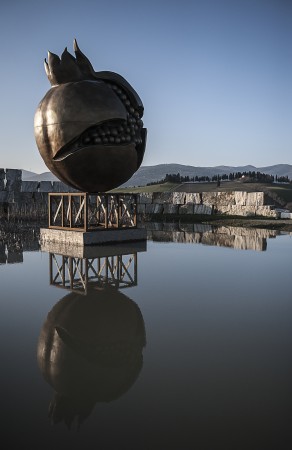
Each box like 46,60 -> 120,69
143,223 -> 279,251
37,285 -> 146,428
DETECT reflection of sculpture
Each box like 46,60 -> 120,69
37,285 -> 146,428
34,39 -> 147,193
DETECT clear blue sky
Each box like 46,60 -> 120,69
0,0 -> 291,173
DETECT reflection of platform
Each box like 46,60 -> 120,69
41,241 -> 146,294
40,227 -> 147,246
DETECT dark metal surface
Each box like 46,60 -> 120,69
37,285 -> 145,426
34,40 -> 147,193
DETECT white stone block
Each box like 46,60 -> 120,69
6,169 -> 21,181
0,192 -> 8,202
152,192 -> 173,204
194,204 -> 212,215
138,193 -> 153,204
137,204 -> 146,214
21,181 -> 39,192
280,212 -> 292,219
234,191 -> 247,206
201,192 -> 214,206
172,192 -> 186,204
216,191 -> 235,205
145,203 -> 163,214
39,181 -> 53,192
185,193 -> 201,204
246,192 -> 264,206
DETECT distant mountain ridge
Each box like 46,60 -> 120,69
120,163 -> 292,186
22,170 -> 58,182
22,164 -> 292,186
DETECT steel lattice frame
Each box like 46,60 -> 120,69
48,192 -> 137,231
49,252 -> 137,294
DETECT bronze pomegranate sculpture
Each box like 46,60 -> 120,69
34,40 -> 147,192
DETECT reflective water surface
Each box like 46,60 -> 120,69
0,223 -> 292,449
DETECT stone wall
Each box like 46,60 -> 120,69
0,169 -> 281,220
0,169 -> 76,195
137,191 -> 279,218
0,168 -> 76,220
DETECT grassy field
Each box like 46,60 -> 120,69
110,182 -> 181,193
110,181 -> 292,207
266,184 -> 292,204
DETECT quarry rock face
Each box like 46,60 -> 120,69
0,170 -> 284,221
